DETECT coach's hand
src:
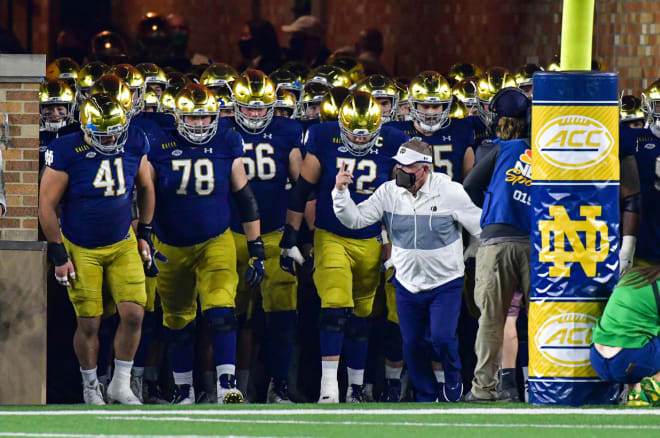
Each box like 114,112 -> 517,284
335,162 -> 354,191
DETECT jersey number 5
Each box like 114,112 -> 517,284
93,158 -> 126,197
172,158 -> 215,195
432,144 -> 453,179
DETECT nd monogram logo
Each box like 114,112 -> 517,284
538,205 -> 609,277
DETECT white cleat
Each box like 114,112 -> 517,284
83,381 -> 106,405
130,374 -> 143,403
107,379 -> 142,405
172,384 -> 195,405
318,380 -> 339,404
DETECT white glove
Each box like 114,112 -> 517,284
619,235 -> 636,276
464,234 -> 480,261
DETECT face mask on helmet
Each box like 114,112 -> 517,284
235,102 -> 274,134
177,114 -> 219,144
409,97 -> 452,132
339,124 -> 380,157
83,122 -> 129,155
40,103 -> 73,132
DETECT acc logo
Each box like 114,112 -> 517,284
535,313 -> 596,367
538,205 -> 609,277
535,115 -> 614,169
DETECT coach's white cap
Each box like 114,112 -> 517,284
393,145 -> 433,166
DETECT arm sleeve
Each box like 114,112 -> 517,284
332,183 -> 387,229
0,150 -> 6,216
450,182 -> 483,236
462,144 -> 499,208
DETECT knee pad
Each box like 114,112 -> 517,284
384,320 -> 403,361
319,308 -> 350,333
345,315 -> 371,343
166,320 -> 196,349
204,307 -> 238,335
266,311 -> 297,344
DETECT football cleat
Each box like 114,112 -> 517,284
130,374 -> 143,403
171,384 -> 195,404
627,388 -> 650,407
640,377 -> 660,407
107,378 -> 142,405
267,379 -> 293,404
142,380 -> 168,404
381,379 -> 401,402
217,374 -> 244,404
82,380 -> 106,405
318,380 -> 339,404
442,381 -> 464,403
346,384 -> 366,403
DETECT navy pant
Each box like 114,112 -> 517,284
394,277 -> 463,402
590,337 -> 660,384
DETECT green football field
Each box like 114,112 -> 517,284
1,403 -> 659,438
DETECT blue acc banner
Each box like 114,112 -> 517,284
529,72 -> 620,406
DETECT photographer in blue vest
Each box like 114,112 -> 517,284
462,87 -> 533,402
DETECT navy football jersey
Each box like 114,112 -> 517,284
228,116 -> 303,234
45,127 -> 148,248
630,127 -> 660,261
149,125 -> 244,247
386,118 -> 474,182
306,122 -> 409,239
39,130 -> 58,170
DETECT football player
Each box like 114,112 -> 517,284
110,64 -> 147,119
306,65 -> 353,89
136,63 -> 168,97
75,61 -> 109,110
39,94 -> 155,405
45,57 -> 80,90
356,75 -> 398,124
514,64 -> 542,99
298,81 -> 330,131
229,69 -> 304,403
621,95 -> 645,129
39,79 -> 75,170
280,91 -> 409,403
147,83 -> 264,404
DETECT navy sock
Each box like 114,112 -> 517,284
344,316 -> 370,370
319,309 -> 347,357
205,307 -> 237,368
166,326 -> 194,373
267,310 -> 296,383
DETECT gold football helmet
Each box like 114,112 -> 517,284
201,63 -> 239,92
452,76 -> 479,113
232,69 -> 276,134
408,71 -> 453,132
306,65 -> 352,88
449,98 -> 468,119
158,85 -> 184,114
394,78 -> 411,121
300,81 -> 330,121
90,74 -> 134,119
274,88 -> 297,118
39,79 -> 75,131
174,84 -> 219,144
79,94 -> 129,155
282,60 -> 310,85
76,61 -> 108,105
46,57 -> 80,88
167,71 -> 191,90
546,54 -> 561,72
642,80 -> 660,127
110,64 -> 146,116
476,67 -> 517,127
327,55 -> 366,85
620,95 -> 644,123
136,62 -> 168,93
270,68 -> 303,98
213,84 -> 235,115
339,91 -> 382,156
515,64 -> 542,98
320,86 -> 350,122
355,75 -> 398,123
448,62 -> 483,85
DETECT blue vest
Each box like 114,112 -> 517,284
480,138 -> 532,233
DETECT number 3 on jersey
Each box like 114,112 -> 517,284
93,158 -> 126,197
243,142 -> 276,181
336,157 -> 377,195
172,158 -> 215,195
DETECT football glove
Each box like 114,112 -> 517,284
137,222 -> 168,277
279,224 -> 305,275
619,235 -> 636,276
246,237 -> 266,288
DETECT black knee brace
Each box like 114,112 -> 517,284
318,308 -> 350,333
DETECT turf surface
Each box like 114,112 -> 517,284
1,403 -> 659,438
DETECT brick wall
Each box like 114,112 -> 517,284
0,83 -> 40,241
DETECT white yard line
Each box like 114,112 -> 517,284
0,408 -> 658,416
99,415 -> 660,430
0,434 -> 300,438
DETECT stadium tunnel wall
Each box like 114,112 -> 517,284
0,54 -> 47,405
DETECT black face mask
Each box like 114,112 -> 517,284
395,168 -> 417,189
238,39 -> 254,58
